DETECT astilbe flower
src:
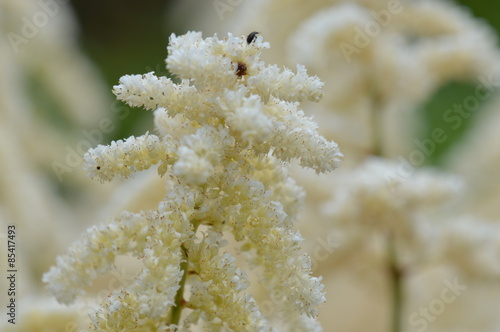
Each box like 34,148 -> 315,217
43,31 -> 342,331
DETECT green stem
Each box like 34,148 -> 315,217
170,245 -> 189,326
370,91 -> 403,331
370,94 -> 384,157
388,236 -> 403,332
169,220 -> 201,326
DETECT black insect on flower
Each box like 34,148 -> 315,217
246,31 -> 259,44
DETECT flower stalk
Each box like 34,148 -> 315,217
170,244 -> 189,326
388,235 -> 403,332
372,93 -> 404,332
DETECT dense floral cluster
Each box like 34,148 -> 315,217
43,31 -> 342,331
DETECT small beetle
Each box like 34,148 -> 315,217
246,31 -> 259,44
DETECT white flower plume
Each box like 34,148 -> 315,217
45,31 -> 341,330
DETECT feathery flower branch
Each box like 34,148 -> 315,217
44,31 -> 342,331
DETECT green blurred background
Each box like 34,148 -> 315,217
69,0 -> 499,166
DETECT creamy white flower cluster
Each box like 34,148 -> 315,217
320,158 -> 464,266
429,216 -> 500,278
319,158 -> 500,280
44,31 -> 342,331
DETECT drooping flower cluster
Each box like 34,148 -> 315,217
43,31 -> 342,331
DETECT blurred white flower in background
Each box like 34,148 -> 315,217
445,94 -> 500,219
0,0 -> 113,290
